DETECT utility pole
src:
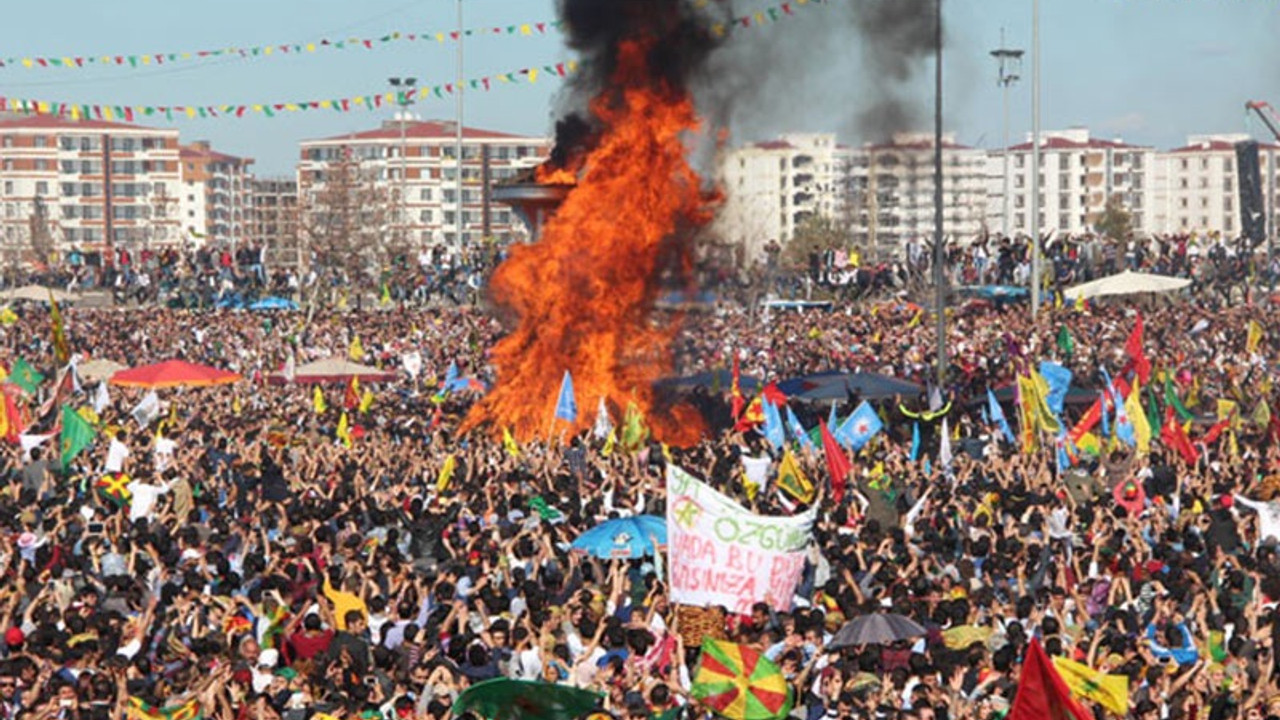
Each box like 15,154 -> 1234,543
990,32 -> 1023,239
1030,0 -> 1042,319
933,0 -> 946,387
455,0 -> 466,257
389,77 -> 416,250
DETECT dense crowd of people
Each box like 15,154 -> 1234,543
0,264 -> 1275,720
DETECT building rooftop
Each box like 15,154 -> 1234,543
754,140 -> 795,150
305,119 -> 540,144
0,113 -> 172,133
1168,139 -> 1280,153
1006,136 -> 1149,152
180,142 -> 252,165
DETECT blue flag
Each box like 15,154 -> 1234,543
443,360 -> 459,390
986,388 -> 1016,444
1100,387 -> 1111,438
827,402 -> 839,432
785,405 -> 816,452
554,370 -> 578,423
1038,361 -> 1073,418
836,401 -> 883,451
1056,428 -> 1074,472
909,421 -> 921,462
762,399 -> 785,451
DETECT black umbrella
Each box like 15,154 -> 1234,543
828,613 -> 927,649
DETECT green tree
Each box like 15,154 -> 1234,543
784,215 -> 848,268
1094,194 -> 1133,240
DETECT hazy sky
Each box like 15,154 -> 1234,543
2,0 -> 1276,175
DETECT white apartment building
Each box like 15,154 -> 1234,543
0,115 -> 182,263
714,133 -> 847,264
179,141 -> 254,249
297,119 -> 550,249
985,128 -> 1157,237
847,132 -> 987,259
1151,134 -> 1280,238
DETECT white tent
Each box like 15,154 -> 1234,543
1063,270 -> 1191,300
1,285 -> 76,303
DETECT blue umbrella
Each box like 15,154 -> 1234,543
248,296 -> 299,311
570,515 -> 667,559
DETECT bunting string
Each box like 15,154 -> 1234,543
0,0 -> 824,71
0,63 -> 577,122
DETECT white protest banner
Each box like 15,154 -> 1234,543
402,351 -> 423,378
131,390 -> 161,429
666,464 -> 814,613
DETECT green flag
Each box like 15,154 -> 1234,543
60,405 -> 95,467
1057,325 -> 1074,356
1163,376 -> 1194,422
8,358 -> 43,394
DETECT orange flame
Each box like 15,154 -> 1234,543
463,38 -> 713,445
534,165 -> 579,186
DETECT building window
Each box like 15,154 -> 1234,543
35,182 -> 47,196
1180,159 -> 1189,171
1224,197 -> 1233,212
1,136 -> 10,148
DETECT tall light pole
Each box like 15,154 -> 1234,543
389,77 -> 416,247
1030,0 -> 1043,318
455,0 -> 466,256
933,0 -> 946,387
990,33 -> 1023,239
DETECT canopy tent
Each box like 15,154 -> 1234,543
1,285 -> 76,303
247,296 -> 299,311
1063,270 -> 1191,300
77,358 -> 127,383
778,371 -> 924,403
110,360 -> 242,388
268,357 -> 398,385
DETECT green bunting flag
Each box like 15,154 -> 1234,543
60,404 -> 96,467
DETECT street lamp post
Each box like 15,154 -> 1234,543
389,77 -> 417,247
455,0 -> 466,256
990,33 -> 1023,240
1030,0 -> 1043,319
933,0 -> 946,387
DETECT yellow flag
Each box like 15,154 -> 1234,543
0,307 -> 16,327
313,386 -> 327,414
358,389 -> 375,414
1218,399 -> 1240,430
602,429 -> 616,457
232,395 -> 242,416
1052,657 -> 1129,716
1073,293 -> 1085,312
436,454 -> 457,492
776,449 -> 815,503
380,284 -> 391,306
349,335 -> 364,362
1018,373 -> 1060,435
336,412 -> 351,448
77,405 -> 99,427
503,427 -> 520,458
1248,320 -> 1264,354
1253,399 -> 1272,429
1075,432 -> 1101,457
1125,380 -> 1151,454
337,290 -> 349,311
907,311 -> 923,328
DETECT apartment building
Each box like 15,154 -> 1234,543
251,177 -> 300,267
847,132 -> 987,259
179,141 -> 254,248
0,114 -> 181,263
1151,134 -> 1280,237
714,133 -> 848,264
985,128 -> 1157,237
297,119 -> 550,250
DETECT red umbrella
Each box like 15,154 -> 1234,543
110,360 -> 242,389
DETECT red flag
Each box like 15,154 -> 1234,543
819,420 -> 850,504
1200,418 -> 1229,445
1160,406 -> 1199,465
1008,639 -> 1094,720
1124,314 -> 1151,383
734,396 -> 764,432
761,382 -> 787,407
343,377 -> 359,410
1070,377 -> 1131,443
730,355 -> 745,421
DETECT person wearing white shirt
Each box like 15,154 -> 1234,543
153,433 -> 178,473
104,431 -> 131,474
126,475 -> 172,523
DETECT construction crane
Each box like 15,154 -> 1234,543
1247,101 -> 1280,142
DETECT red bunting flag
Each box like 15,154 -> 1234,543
1161,406 -> 1199,464
1008,639 -> 1093,720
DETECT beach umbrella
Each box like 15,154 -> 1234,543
110,360 -> 241,389
452,679 -> 602,720
570,514 -> 666,559
690,638 -> 793,720
267,357 -> 397,385
77,358 -> 127,383
828,613 -> 927,649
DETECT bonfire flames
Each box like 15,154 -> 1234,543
462,3 -> 722,445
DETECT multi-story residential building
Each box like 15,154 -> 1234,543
251,177 -> 300,267
0,114 -> 181,264
179,141 -> 254,249
296,119 -> 550,250
1151,134 -> 1280,238
985,128 -> 1157,237
714,133 -> 848,264
847,132 -> 987,259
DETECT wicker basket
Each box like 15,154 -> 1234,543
675,605 -> 728,647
